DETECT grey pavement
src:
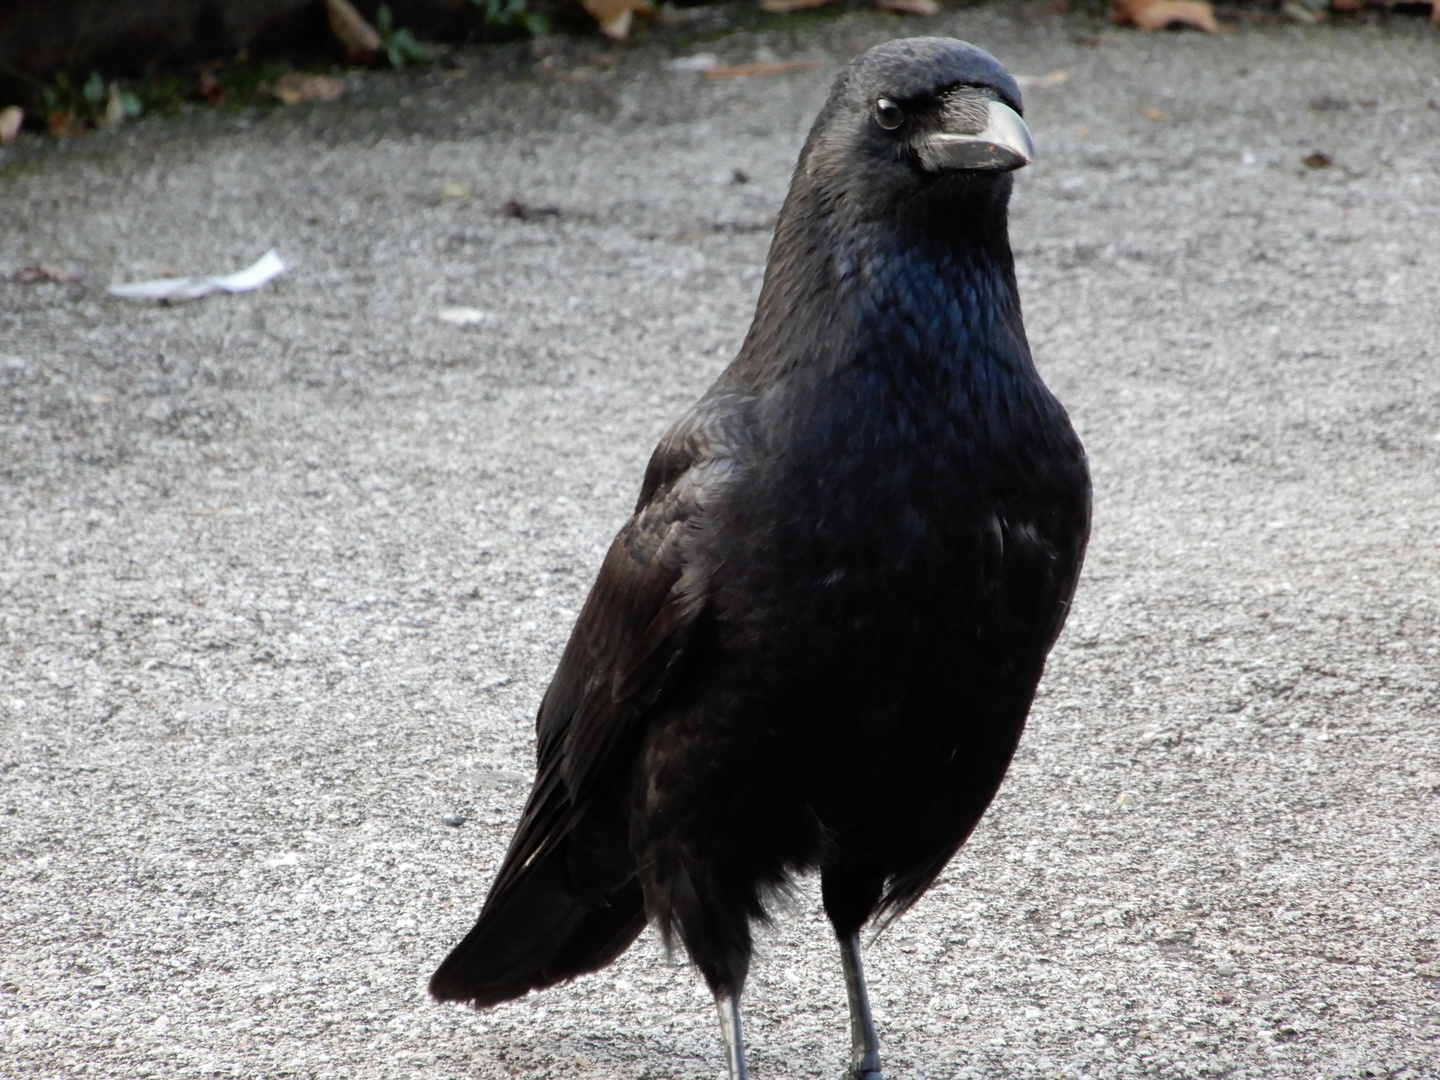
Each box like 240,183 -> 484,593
2,6 -> 1439,1079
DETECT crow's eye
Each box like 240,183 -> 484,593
875,98 -> 904,131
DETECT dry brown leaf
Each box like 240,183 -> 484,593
47,112 -> 84,137
760,0 -> 837,10
197,69 -> 226,103
0,106 -> 22,144
16,264 -> 79,284
269,73 -> 348,106
706,60 -> 824,79
582,0 -> 652,40
325,0 -> 382,62
1112,0 -> 1219,32
878,0 -> 941,13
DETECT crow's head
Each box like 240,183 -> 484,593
802,38 -> 1032,223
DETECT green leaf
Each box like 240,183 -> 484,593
398,30 -> 427,61
469,0 -> 544,31
83,71 -> 105,105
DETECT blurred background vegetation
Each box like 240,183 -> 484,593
0,0 -> 1434,139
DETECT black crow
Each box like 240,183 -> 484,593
432,36 -> 1091,1080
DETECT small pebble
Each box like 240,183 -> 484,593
442,815 -> 468,827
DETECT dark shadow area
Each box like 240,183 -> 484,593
0,1 -> 476,107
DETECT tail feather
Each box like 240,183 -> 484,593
430,840 -> 646,1007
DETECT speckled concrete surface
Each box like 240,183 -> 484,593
2,6 -> 1438,1079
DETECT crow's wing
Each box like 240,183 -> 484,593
430,392 -> 754,1005
480,390 -> 753,911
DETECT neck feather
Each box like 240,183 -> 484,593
733,175 -> 1030,392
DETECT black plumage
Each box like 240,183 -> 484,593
432,37 -> 1091,1080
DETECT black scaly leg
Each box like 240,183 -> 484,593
839,932 -> 883,1080
716,994 -> 750,1080
822,864 -> 887,1080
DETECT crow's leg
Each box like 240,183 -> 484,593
822,865 -> 886,1080
693,931 -> 751,1080
838,932 -> 883,1080
715,993 -> 750,1080
655,865 -> 754,1080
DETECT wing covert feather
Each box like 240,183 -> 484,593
482,393 -> 752,905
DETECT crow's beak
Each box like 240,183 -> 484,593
918,97 -> 1035,174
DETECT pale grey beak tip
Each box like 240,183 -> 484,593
919,100 -> 1036,174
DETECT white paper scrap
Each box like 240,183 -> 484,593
108,250 -> 287,302
665,53 -> 720,73
438,306 -> 494,326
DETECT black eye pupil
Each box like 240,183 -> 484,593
876,98 -> 903,130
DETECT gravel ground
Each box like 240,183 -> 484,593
2,6 -> 1438,1079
